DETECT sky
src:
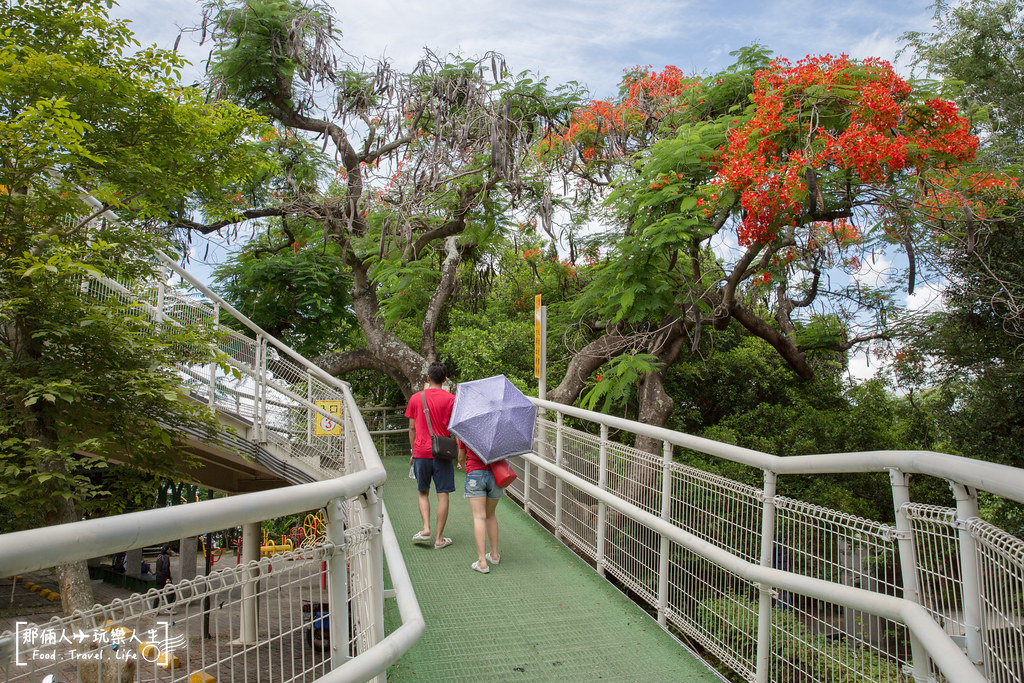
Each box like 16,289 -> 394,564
111,0 -> 937,101
107,0 -> 944,381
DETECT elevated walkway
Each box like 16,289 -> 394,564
380,455 -> 722,681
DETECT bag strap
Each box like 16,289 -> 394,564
420,390 -> 436,437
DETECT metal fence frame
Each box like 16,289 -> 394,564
509,397 -> 1024,683
0,194 -> 424,682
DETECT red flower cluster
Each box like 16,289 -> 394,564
543,67 -> 695,164
717,54 -> 978,246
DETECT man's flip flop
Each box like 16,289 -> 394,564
434,537 -> 452,550
412,531 -> 431,543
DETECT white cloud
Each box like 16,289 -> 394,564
109,0 -> 935,100
904,281 -> 945,313
846,346 -> 878,382
852,252 -> 892,290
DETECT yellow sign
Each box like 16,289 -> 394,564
534,294 -> 542,378
314,400 -> 343,436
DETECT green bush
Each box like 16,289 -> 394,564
696,595 -> 905,682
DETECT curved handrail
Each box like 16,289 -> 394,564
523,453 -> 985,683
0,468 -> 385,578
531,396 -> 1024,504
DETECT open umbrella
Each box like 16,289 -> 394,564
448,375 -> 538,464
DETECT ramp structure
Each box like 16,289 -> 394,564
1,198 -> 1023,682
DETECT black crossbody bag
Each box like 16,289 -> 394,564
421,391 -> 458,460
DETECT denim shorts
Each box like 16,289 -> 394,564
464,469 -> 503,499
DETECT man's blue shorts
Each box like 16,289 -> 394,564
412,457 -> 455,494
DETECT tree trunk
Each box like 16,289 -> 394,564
22,399 -> 98,617
609,327 -> 685,526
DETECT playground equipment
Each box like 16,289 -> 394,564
301,512 -> 326,547
199,539 -> 224,564
260,532 -> 294,557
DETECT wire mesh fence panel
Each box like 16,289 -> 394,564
606,442 -> 663,517
340,525 -> 378,659
360,408 -> 410,461
559,426 -> 602,486
663,467 -> 762,679
523,418 -> 559,526
553,480 -> 599,563
671,560 -> 759,680
773,498 -> 907,678
775,498 -> 899,592
1,544 -> 346,683
603,515 -> 661,605
358,407 -> 408,432
670,463 -> 762,561
767,590 -> 907,683
905,505 -> 965,641
970,518 -> 1024,683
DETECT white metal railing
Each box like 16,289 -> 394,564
0,199 -> 424,682
508,397 -> 1024,683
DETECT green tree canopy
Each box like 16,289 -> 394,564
187,0 -> 582,398
0,0 -> 270,614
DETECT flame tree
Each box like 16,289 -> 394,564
538,45 -> 1019,470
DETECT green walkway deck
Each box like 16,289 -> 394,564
381,455 -> 721,682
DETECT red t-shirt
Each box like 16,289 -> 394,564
405,387 -> 455,459
460,441 -> 490,474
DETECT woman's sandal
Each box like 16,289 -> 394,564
471,561 -> 490,574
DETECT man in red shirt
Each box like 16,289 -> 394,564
405,362 -> 456,548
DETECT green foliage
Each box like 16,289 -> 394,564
440,311 -> 534,392
212,221 -> 356,357
696,595 -> 903,681
666,335 -> 940,520
581,353 -> 661,412
0,222 -> 223,530
206,0 -> 337,117
894,0 -> 1024,533
0,0 -> 264,531
902,0 -> 1024,162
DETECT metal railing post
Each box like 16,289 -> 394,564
208,302 -> 220,407
307,376 -> 314,444
259,337 -> 270,438
253,338 -> 264,441
325,496 -> 350,668
657,439 -> 672,627
596,424 -> 609,577
554,411 -> 564,539
755,470 -> 778,683
344,401 -> 354,472
154,268 -> 166,324
524,435 -> 533,515
951,482 -> 985,672
239,521 -> 260,644
366,487 -> 386,666
890,468 -> 932,682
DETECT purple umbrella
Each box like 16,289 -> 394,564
448,375 -> 538,464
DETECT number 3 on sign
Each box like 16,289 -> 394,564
314,400 -> 343,436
